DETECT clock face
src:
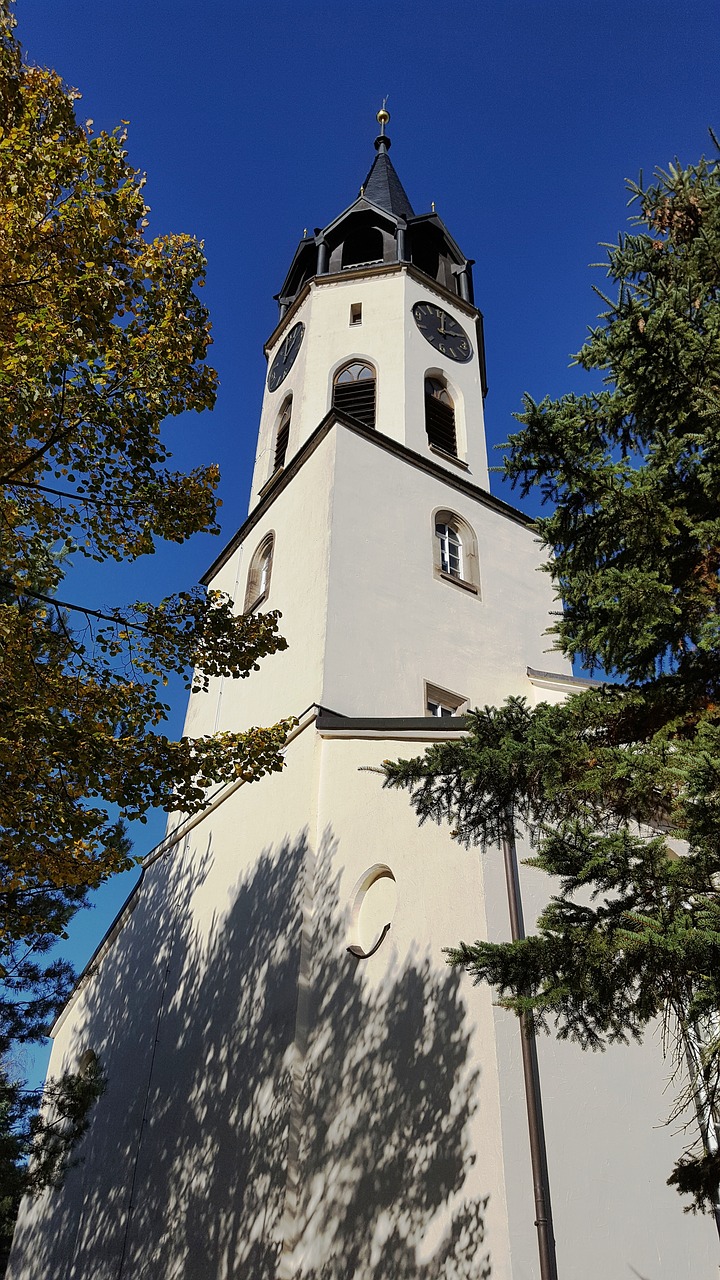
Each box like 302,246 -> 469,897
267,321 -> 305,391
412,302 -> 473,363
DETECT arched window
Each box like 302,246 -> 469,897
244,533 -> 274,612
273,397 -> 292,472
425,376 -> 457,457
332,361 -> 376,429
436,520 -> 463,578
432,510 -> 480,594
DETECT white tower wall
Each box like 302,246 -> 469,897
251,267 -> 489,506
8,130 -> 715,1280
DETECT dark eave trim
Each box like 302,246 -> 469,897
265,262 -> 481,356
321,195 -> 402,237
201,412 -> 532,585
407,212 -> 469,264
276,237 -> 316,301
316,711 -> 468,732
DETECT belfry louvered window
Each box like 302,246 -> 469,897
332,362 -> 376,429
273,398 -> 292,472
425,377 -> 457,456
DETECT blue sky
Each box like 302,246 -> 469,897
13,0 -> 719,1077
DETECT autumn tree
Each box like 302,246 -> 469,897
384,142 -> 720,1229
0,0 -> 292,1228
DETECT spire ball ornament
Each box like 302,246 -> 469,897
374,100 -> 391,152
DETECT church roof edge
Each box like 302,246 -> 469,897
201,412 -> 530,586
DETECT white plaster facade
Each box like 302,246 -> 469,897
8,143 -> 715,1280
251,266 -> 489,507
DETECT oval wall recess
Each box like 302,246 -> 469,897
347,865 -> 397,958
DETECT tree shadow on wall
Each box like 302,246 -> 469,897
9,826 -> 490,1280
291,831 -> 489,1280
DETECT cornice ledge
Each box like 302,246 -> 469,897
265,262 -> 481,354
526,665 -> 604,693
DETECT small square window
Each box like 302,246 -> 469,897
350,303 -> 362,326
424,682 -> 468,718
427,701 -> 455,717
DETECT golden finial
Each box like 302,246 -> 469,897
376,97 -> 390,132
374,98 -> 391,152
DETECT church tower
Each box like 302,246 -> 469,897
9,113 -> 711,1280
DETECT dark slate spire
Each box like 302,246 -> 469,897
360,106 -> 415,220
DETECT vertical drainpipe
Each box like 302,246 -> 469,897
502,816 -> 559,1280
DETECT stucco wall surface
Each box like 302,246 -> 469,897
192,416 -> 558,744
286,732 -> 512,1280
251,269 -> 489,507
481,834 -> 715,1280
8,725 -> 513,1280
185,431 -> 337,741
322,425 -> 568,717
8,727 -> 320,1280
9,718 -> 716,1279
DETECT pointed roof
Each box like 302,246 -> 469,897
360,110 -> 415,221
276,107 -> 479,310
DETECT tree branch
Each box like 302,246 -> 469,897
0,365 -> 70,483
3,584 -> 150,635
5,478 -> 152,508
